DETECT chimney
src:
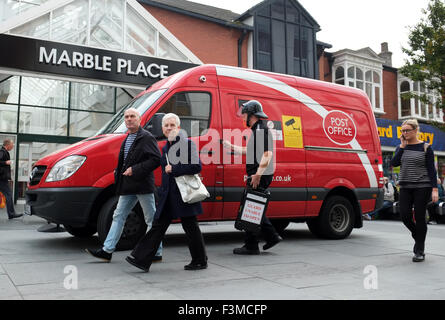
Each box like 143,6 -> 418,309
378,42 -> 393,67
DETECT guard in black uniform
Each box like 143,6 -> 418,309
223,100 -> 282,255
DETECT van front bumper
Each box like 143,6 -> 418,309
25,187 -> 103,227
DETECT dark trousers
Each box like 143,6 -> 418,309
0,181 -> 15,217
131,214 -> 207,268
244,175 -> 279,250
399,187 -> 432,254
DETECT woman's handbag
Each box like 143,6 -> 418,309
166,155 -> 210,204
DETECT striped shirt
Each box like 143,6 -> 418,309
390,143 -> 437,188
124,133 -> 137,161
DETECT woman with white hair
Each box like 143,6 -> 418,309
391,119 -> 439,262
126,113 -> 207,272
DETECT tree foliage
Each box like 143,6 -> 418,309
400,0 -> 445,111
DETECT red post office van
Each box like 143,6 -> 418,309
26,64 -> 384,250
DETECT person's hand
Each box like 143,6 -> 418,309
5,160 -> 11,165
222,140 -> 232,150
165,165 -> 172,174
250,174 -> 261,189
122,167 -> 133,176
432,188 -> 439,203
400,136 -> 407,148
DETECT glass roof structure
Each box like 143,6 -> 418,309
0,0 -> 202,64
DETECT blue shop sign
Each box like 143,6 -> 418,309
376,118 -> 445,152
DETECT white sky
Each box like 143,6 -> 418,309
191,0 -> 431,68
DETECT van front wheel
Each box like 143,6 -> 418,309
97,196 -> 148,251
314,195 -> 354,239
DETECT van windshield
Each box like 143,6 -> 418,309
96,89 -> 167,135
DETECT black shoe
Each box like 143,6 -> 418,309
8,213 -> 23,220
85,248 -> 112,262
412,253 -> 425,262
152,256 -> 162,263
263,235 -> 283,250
184,262 -> 208,270
233,246 -> 260,255
125,256 -> 150,272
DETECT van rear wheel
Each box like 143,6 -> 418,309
97,196 -> 148,251
309,195 -> 354,239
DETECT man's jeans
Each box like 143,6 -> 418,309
103,193 -> 162,256
0,181 -> 16,217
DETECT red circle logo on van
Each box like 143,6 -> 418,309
323,111 -> 357,145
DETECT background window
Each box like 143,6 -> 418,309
400,81 -> 411,117
255,0 -> 316,78
335,67 -> 344,85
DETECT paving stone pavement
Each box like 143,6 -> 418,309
1,207 -> 445,300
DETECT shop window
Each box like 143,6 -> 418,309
153,92 -> 211,138
71,83 -> 115,112
21,77 -> 69,108
19,106 -> 67,136
70,111 -> 113,138
0,104 -> 18,133
0,76 -> 19,104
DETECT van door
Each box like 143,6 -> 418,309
145,88 -> 222,220
220,92 -> 307,219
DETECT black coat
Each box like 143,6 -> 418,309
0,147 -> 11,182
115,127 -> 161,195
154,134 -> 203,220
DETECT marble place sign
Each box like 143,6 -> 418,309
0,34 -> 197,86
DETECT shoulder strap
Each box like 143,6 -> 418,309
424,142 -> 429,153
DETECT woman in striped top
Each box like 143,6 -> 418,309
391,119 -> 439,262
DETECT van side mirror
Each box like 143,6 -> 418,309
145,113 -> 165,139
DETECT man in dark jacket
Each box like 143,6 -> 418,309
0,139 -> 22,220
86,108 -> 161,262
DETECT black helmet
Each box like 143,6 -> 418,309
241,100 -> 268,119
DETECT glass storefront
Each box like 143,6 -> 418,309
0,73 -> 135,200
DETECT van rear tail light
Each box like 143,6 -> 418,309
377,155 -> 384,187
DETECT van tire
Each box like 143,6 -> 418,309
64,225 -> 97,238
320,195 -> 354,239
97,196 -> 148,251
310,195 -> 354,239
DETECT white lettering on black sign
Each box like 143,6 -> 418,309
38,47 -> 169,79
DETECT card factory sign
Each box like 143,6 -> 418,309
0,34 -> 197,86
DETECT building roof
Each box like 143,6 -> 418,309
238,0 -> 320,31
138,0 -> 253,30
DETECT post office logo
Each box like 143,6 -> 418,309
323,110 -> 357,145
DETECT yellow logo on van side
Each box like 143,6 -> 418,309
282,116 -> 303,148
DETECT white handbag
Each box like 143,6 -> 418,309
166,154 -> 210,204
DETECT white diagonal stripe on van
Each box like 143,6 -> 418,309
216,65 -> 378,188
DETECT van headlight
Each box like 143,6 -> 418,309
46,155 -> 86,182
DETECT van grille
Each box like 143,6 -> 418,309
29,166 -> 47,186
